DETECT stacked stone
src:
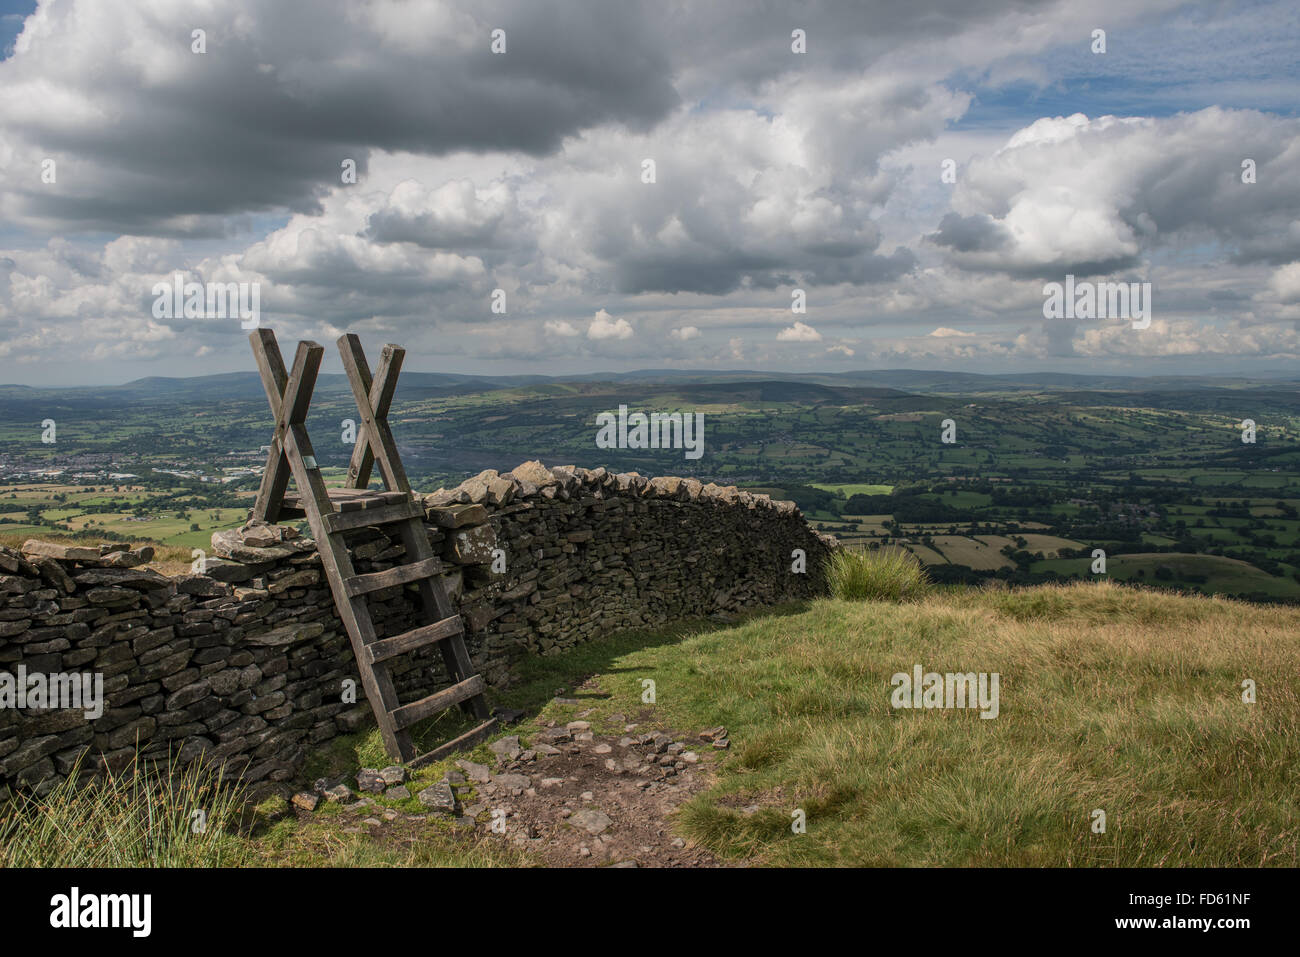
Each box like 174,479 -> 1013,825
425,461 -> 835,688
1,463 -> 834,796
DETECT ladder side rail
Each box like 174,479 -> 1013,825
272,341 -> 412,761
284,429 -> 415,759
248,329 -> 294,523
395,517 -> 491,720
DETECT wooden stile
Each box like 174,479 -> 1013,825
247,328 -> 494,763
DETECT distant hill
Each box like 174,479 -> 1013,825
2,367 -> 1296,401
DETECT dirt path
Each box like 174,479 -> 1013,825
298,716 -> 736,867
459,718 -> 733,867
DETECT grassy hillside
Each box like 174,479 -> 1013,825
7,580 -> 1296,867
311,580 -> 1300,866
560,581 -> 1300,866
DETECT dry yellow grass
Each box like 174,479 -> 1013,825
1016,533 -> 1085,557
931,535 -> 1011,570
593,580 -> 1300,865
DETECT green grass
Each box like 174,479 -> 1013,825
0,742 -> 530,869
826,547 -> 932,601
481,581 -> 1300,866
0,752 -> 256,867
813,483 -> 894,497
12,581 -> 1300,867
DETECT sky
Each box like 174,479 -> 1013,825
0,0 -> 1298,386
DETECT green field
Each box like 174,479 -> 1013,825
4,371 -> 1299,602
812,483 -> 894,497
1034,552 -> 1300,600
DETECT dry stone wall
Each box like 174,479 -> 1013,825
1,461 -> 834,795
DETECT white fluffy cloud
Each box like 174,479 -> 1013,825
777,321 -> 822,342
587,309 -> 633,340
929,109 -> 1300,276
543,319 -> 579,337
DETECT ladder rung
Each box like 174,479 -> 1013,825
389,675 -> 485,730
365,616 -> 463,665
344,557 -> 443,597
285,488 -> 409,512
323,499 -> 424,533
408,717 -> 500,770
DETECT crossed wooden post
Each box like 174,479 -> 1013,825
250,330 -> 329,524
338,333 -> 410,496
249,330 -> 410,522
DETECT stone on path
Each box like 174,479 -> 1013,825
569,808 -> 611,835
456,759 -> 491,783
492,772 -> 531,791
417,781 -> 459,813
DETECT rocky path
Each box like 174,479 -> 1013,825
290,714 -> 736,867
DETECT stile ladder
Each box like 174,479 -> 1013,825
248,328 -> 495,765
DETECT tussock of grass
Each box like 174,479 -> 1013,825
0,746 -> 530,869
0,752 -> 255,867
826,547 -> 931,601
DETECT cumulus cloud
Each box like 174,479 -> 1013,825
0,0 -> 678,234
670,325 -> 700,341
1264,262 -> 1300,304
587,309 -> 632,340
930,109 -> 1300,277
543,319 -> 579,337
777,321 -> 822,342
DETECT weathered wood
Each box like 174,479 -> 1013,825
280,422 -> 411,760
249,330 -> 291,523
365,616 -> 463,665
408,717 -> 499,769
283,488 -> 409,512
390,675 -> 485,730
322,499 -> 425,534
396,513 -> 490,720
247,327 -> 493,763
344,556 -> 443,597
338,334 -> 410,493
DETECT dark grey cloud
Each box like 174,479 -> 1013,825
0,0 -> 1084,236
928,212 -> 1010,253
0,0 -> 677,234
